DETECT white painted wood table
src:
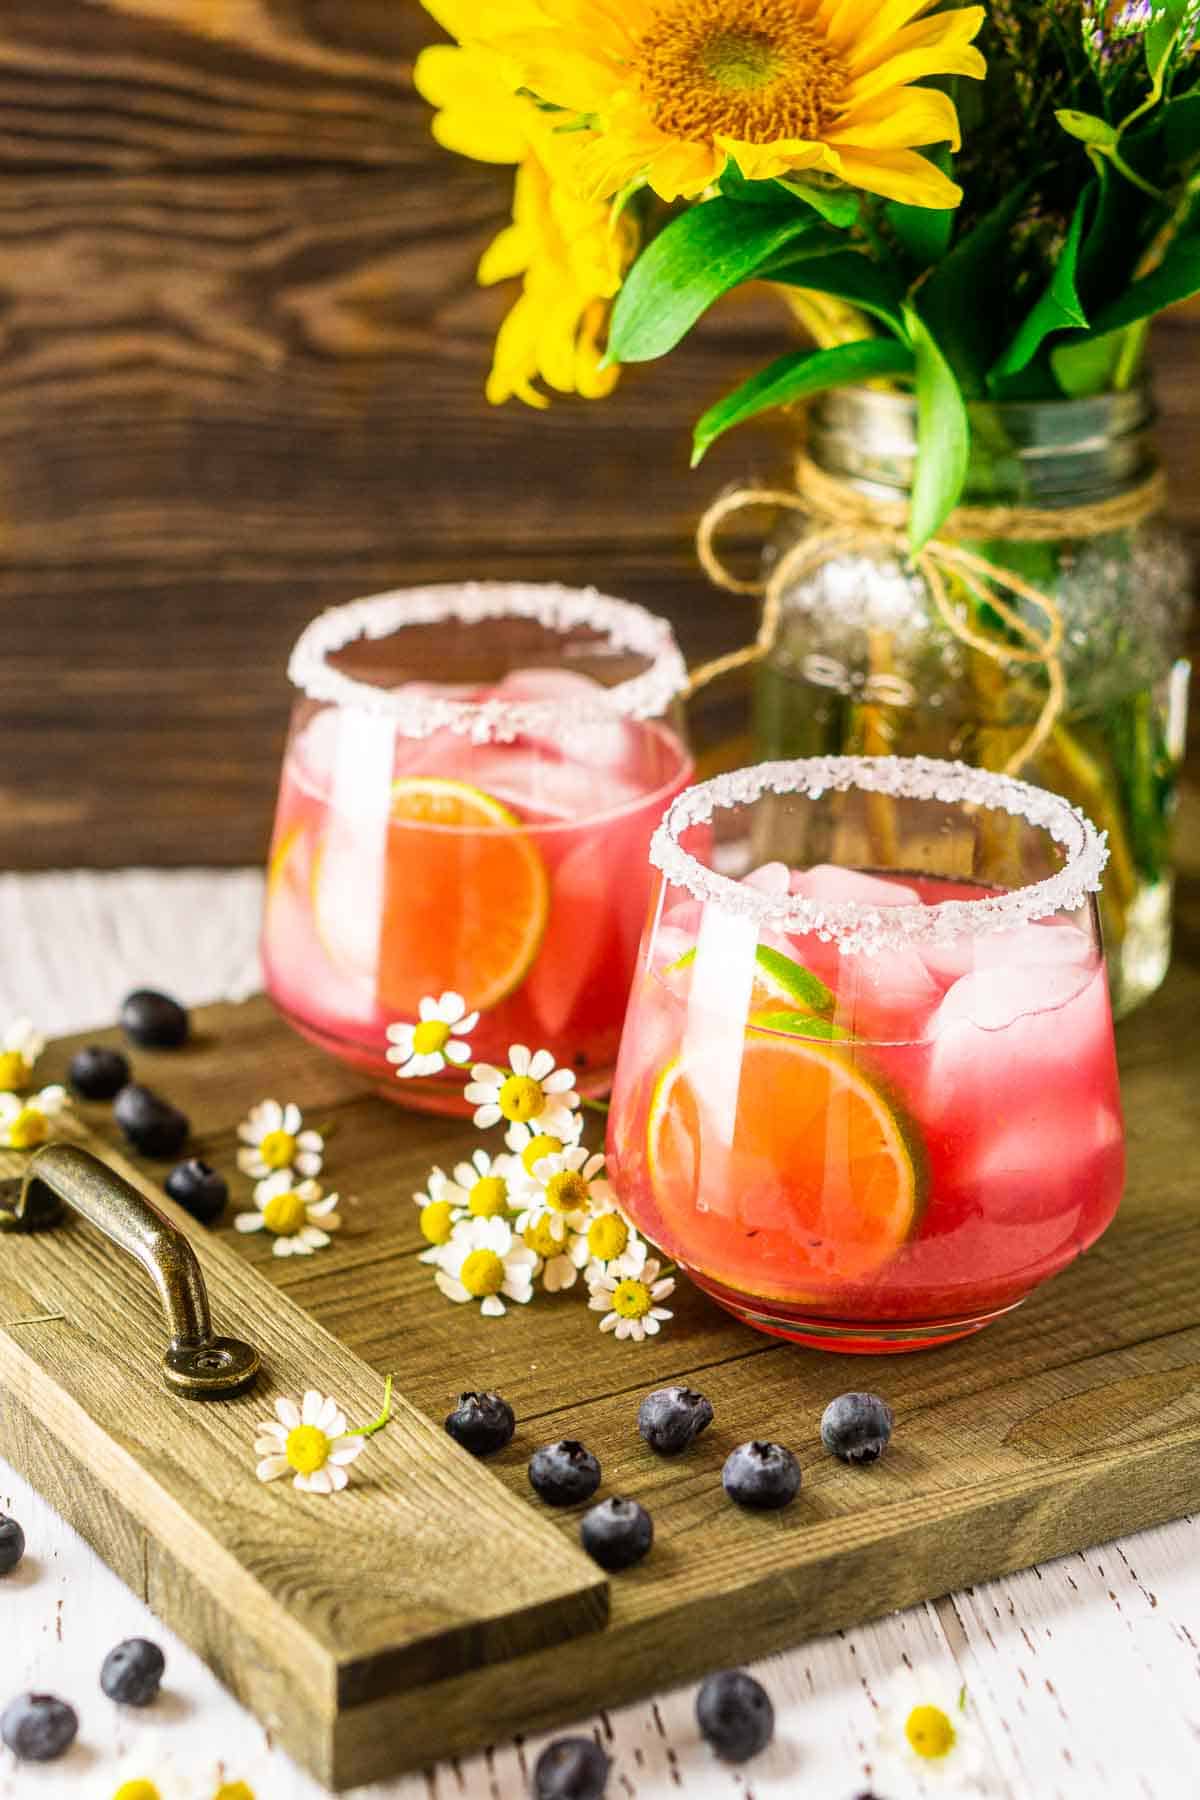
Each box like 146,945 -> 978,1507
1,870 -> 1197,1800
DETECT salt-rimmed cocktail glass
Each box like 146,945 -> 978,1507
606,756 -> 1123,1352
263,582 -> 693,1112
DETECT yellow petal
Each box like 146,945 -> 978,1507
846,9 -> 986,91
489,30 -> 624,112
829,85 -> 963,153
818,0 -> 942,60
722,137 -> 838,184
826,145 -> 964,208
478,220 -> 532,285
487,292 -> 551,408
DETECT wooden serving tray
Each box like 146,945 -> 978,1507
3,863 -> 1200,1791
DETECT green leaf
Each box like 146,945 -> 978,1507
1052,329 -> 1127,396
768,250 -> 909,336
608,198 -> 820,364
905,304 -> 970,551
776,175 -> 861,229
691,337 -> 914,466
1146,0 -> 1190,81
885,146 -> 955,270
1089,230 -> 1200,333
1056,109 -> 1120,149
912,186 -> 1029,396
1156,89 -> 1200,162
990,191 -> 1091,385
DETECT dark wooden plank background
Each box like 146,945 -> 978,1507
2,0 -> 1197,870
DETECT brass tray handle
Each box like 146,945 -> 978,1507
0,1143 -> 260,1399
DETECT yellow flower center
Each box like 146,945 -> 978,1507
524,1216 -> 563,1258
419,1198 -> 455,1245
114,1783 -> 162,1800
258,1127 -> 298,1170
611,1277 -> 653,1320
460,1248 -> 506,1298
520,1131 -> 563,1174
0,1051 -> 28,1092
6,1106 -> 47,1150
285,1424 -> 330,1475
634,0 -> 848,144
468,1175 -> 509,1218
498,1074 -> 545,1124
588,1213 -> 630,1262
906,1704 -> 956,1761
262,1191 -> 308,1237
545,1170 -> 589,1214
412,1019 -> 452,1057
214,1785 -> 256,1800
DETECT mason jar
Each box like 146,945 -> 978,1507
755,385 -> 1192,1017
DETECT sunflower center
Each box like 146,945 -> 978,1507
588,1213 -> 630,1262
7,1106 -> 47,1150
0,1051 -> 28,1092
520,1131 -> 563,1174
499,1074 -> 545,1123
634,0 -> 847,143
285,1424 -> 330,1475
412,1019 -> 451,1057
262,1191 -> 308,1237
545,1170 -> 588,1214
905,1704 -> 956,1761
469,1175 -> 509,1218
419,1198 -> 455,1245
524,1215 -> 564,1258
460,1248 -> 506,1298
259,1128 -> 297,1170
611,1277 -> 653,1320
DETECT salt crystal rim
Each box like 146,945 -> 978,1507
287,582 -> 689,740
650,755 -> 1110,952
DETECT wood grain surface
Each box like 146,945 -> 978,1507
7,813 -> 1194,1787
0,0 -> 1196,870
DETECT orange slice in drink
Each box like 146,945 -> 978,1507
366,776 -> 550,1014
645,1032 -> 918,1294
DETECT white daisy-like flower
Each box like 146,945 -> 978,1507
435,1215 -> 537,1318
519,1210 -> 581,1293
413,1166 -> 464,1263
875,1674 -> 985,1791
236,1099 -> 324,1181
234,1173 -> 341,1258
567,1202 -> 648,1283
254,1390 -> 365,1495
504,1111 -> 584,1165
465,1046 -> 579,1136
0,1019 -> 44,1093
587,1258 -> 675,1343
450,1147 -> 517,1219
386,992 -> 479,1079
513,1146 -> 612,1251
0,1085 -> 68,1150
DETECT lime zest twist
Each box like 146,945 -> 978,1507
344,1373 -> 394,1441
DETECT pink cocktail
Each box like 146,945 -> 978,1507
262,584 -> 693,1111
607,757 -> 1125,1352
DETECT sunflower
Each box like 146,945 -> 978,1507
416,5 -> 636,407
483,0 -> 986,207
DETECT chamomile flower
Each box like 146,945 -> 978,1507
450,1147 -> 517,1219
413,1166 -> 462,1263
254,1390 -> 365,1495
568,1202 -> 647,1282
435,1215 -> 536,1317
520,1210 -> 581,1292
386,992 -> 479,1079
0,1019 -> 43,1093
235,1174 -> 341,1257
514,1145 -> 611,1232
0,1085 -> 68,1150
876,1673 -> 985,1790
236,1099 -> 324,1182
587,1258 -> 675,1343
465,1045 -> 579,1136
504,1111 -> 583,1167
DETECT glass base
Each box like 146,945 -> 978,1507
688,1270 -> 1027,1354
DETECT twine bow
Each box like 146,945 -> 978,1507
691,452 -> 1166,777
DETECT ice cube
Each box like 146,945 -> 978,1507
741,861 -> 791,899
921,919 -> 1093,989
933,956 -> 1096,1035
461,744 -> 642,823
790,865 -> 922,908
494,667 -> 640,776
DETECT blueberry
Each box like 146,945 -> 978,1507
580,1497 -> 653,1572
637,1386 -> 714,1456
528,1440 -> 601,1507
820,1392 -> 894,1465
0,1693 -> 78,1760
444,1391 -> 516,1457
0,1514 -> 24,1574
695,1669 -> 774,1763
120,990 -> 189,1050
113,1085 -> 189,1160
165,1159 -> 228,1226
532,1735 -> 611,1799
68,1045 -> 131,1101
722,1441 -> 800,1510
100,1637 -> 165,1706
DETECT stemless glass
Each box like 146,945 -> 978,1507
607,756 -> 1124,1353
263,583 -> 693,1112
